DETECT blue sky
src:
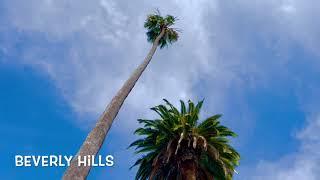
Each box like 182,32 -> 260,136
1,0 -> 320,179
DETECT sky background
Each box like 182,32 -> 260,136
1,0 -> 320,179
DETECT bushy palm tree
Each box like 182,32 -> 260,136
130,99 -> 240,180
63,12 -> 179,179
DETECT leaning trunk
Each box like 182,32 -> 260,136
181,160 -> 197,180
63,29 -> 166,180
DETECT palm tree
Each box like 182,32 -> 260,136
130,99 -> 240,180
63,12 -> 179,179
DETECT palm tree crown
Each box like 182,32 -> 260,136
144,11 -> 179,48
130,99 -> 240,180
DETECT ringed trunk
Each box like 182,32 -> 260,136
63,29 -> 166,180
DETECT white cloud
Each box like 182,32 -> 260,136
1,0 -> 213,128
1,0 -> 320,131
241,114 -> 320,180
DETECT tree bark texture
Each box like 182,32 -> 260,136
63,29 -> 166,180
181,160 -> 197,180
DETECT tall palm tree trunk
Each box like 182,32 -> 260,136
63,29 -> 166,180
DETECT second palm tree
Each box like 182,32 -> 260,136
130,100 -> 240,180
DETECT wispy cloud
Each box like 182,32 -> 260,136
241,114 -> 320,180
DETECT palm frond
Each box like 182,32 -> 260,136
144,11 -> 179,48
130,99 -> 240,179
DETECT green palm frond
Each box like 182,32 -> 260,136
130,99 -> 240,180
144,11 -> 179,48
